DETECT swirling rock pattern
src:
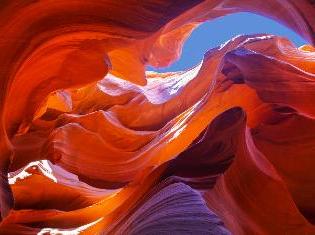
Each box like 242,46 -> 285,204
1,0 -> 315,234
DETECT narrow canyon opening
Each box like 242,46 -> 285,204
147,12 -> 307,72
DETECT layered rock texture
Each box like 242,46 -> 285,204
1,0 -> 315,234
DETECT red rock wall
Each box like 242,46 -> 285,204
0,1 -> 315,234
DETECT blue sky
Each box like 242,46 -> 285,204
147,12 -> 307,72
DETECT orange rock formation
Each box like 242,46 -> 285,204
0,0 -> 315,234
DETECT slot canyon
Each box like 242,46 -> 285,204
0,1 -> 315,234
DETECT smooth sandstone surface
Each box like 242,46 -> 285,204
1,0 -> 315,234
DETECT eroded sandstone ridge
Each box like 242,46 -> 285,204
0,1 -> 315,234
